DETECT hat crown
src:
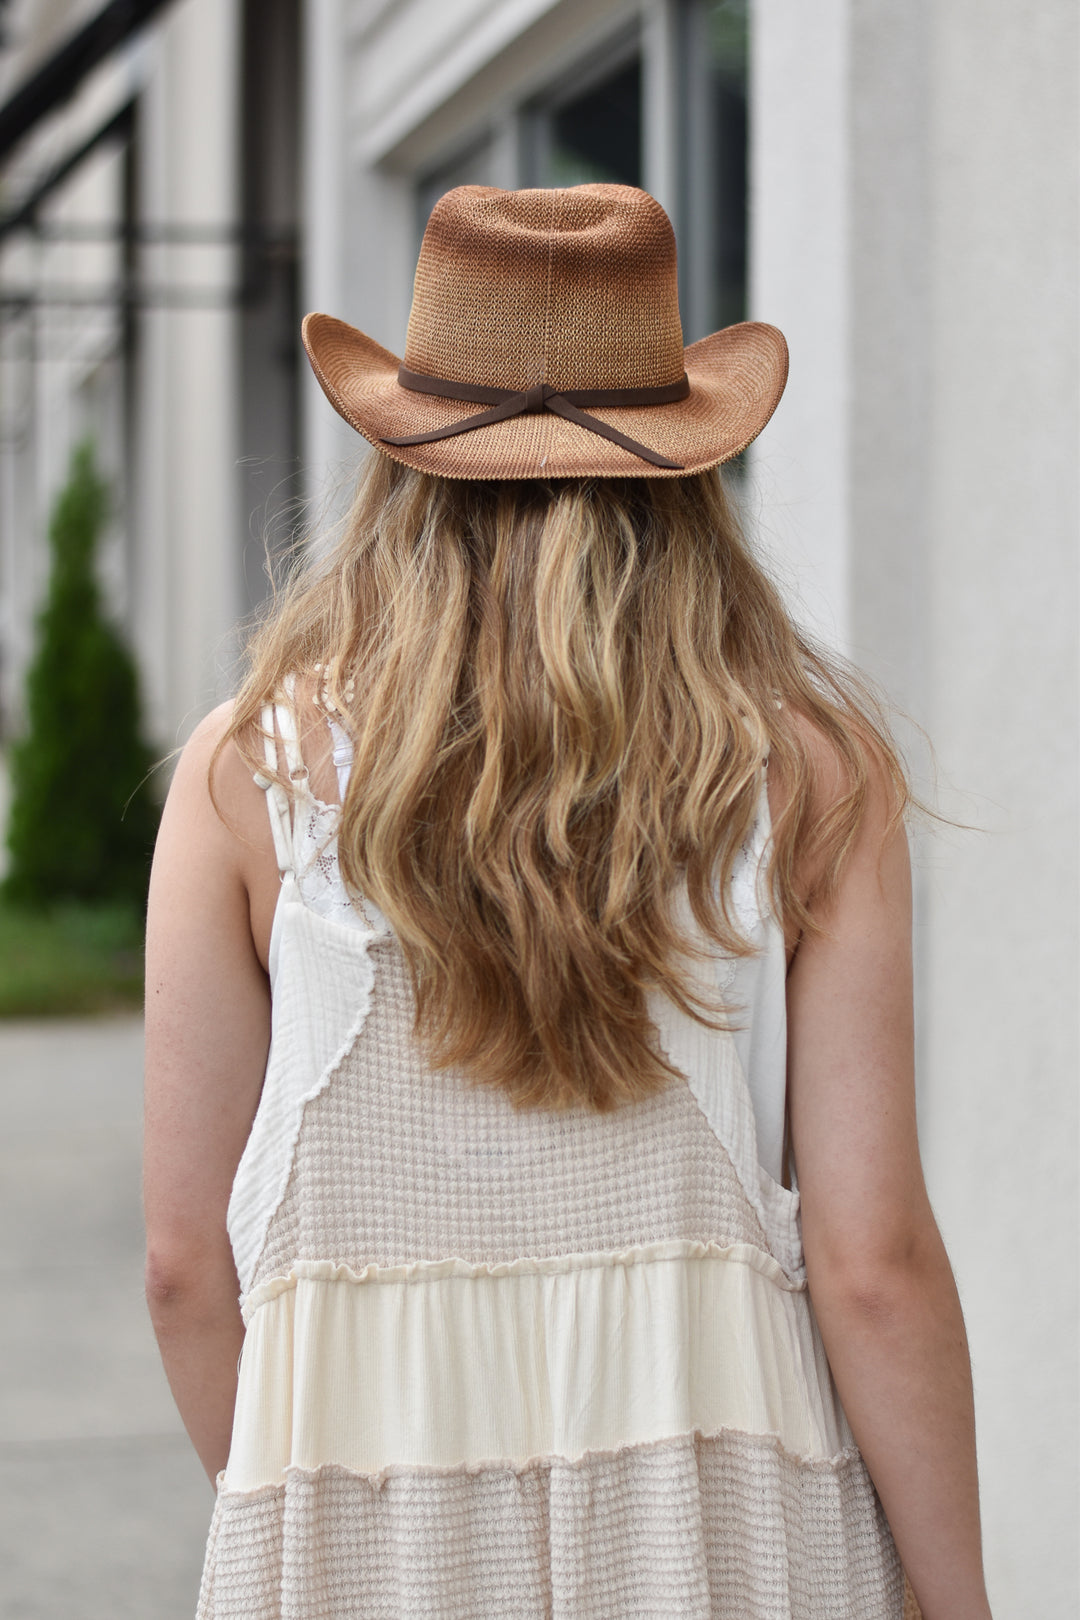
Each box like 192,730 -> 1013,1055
403,184 -> 686,394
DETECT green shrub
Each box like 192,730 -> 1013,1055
3,441 -> 160,907
0,899 -> 144,1017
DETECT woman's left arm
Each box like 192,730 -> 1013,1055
784,745 -> 992,1620
143,703 -> 273,1486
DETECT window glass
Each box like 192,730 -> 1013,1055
546,57 -> 642,188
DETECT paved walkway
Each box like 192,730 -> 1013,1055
0,1018 -> 210,1619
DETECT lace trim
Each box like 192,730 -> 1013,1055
294,797 -> 391,936
215,1425 -> 867,1502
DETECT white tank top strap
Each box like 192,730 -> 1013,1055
253,684 -> 307,877
276,674 -> 309,786
327,716 -> 353,803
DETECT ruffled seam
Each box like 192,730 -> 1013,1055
214,1422 -> 868,1501
241,1237 -> 804,1318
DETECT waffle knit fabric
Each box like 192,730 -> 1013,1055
197,697 -> 914,1618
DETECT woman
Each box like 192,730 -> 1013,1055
144,184 -> 992,1619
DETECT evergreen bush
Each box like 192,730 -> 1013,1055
3,440 -> 160,907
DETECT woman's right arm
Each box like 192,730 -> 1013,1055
143,704 -> 274,1483
784,747 -> 993,1620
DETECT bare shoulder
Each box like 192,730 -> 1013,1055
767,704 -> 897,816
172,699 -> 251,804
157,699 -> 276,890
767,707 -> 904,899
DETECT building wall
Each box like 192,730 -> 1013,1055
755,3 -> 1078,1614
749,0 -> 852,648
921,4 -> 1077,1609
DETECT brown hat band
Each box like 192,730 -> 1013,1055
382,365 -> 691,470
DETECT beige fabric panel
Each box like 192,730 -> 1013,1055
198,1428 -> 903,1620
226,1243 -> 851,1490
253,937 -> 768,1292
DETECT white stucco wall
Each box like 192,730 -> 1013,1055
748,0 -> 851,649
753,2 -> 1079,1614
301,0 -> 366,518
920,4 -> 1078,1611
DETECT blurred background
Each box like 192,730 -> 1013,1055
0,1 -> 1075,1616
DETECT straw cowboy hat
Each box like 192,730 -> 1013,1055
302,183 -> 788,481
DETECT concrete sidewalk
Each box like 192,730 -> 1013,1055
0,1018 -> 210,1620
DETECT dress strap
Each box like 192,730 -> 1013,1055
327,717 -> 354,804
253,696 -> 301,877
278,674 -> 309,788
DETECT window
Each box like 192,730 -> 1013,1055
522,32 -> 642,190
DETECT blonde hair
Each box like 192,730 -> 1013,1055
220,452 -> 910,1112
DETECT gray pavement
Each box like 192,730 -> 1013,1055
0,1018 -> 211,1619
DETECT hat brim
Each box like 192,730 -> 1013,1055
302,312 -> 788,481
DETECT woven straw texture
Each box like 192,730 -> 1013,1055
302,184 -> 788,479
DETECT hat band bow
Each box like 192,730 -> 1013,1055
382,365 -> 690,469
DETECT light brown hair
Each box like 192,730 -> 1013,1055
220,452 -> 910,1112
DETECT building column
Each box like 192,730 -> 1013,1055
132,0 -> 243,747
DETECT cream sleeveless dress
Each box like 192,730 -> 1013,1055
195,697 -> 907,1619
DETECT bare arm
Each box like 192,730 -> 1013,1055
784,749 -> 992,1620
143,703 -> 274,1486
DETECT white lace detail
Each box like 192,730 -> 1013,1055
293,795 -> 392,937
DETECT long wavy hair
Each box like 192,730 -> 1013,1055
219,452 -> 911,1112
